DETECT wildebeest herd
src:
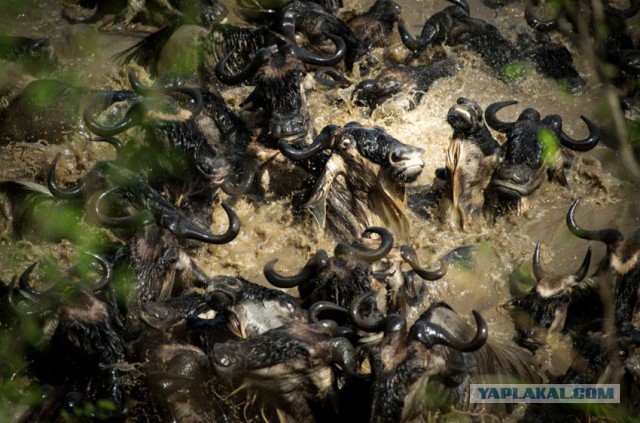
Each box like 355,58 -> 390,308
0,0 -> 639,421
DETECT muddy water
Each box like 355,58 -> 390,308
0,0 -> 639,411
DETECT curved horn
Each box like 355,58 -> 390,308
215,45 -> 278,85
309,301 -> 349,324
128,68 -> 156,96
94,187 -> 151,228
128,69 -> 203,115
566,198 -> 624,246
18,263 -> 61,304
264,250 -> 329,288
18,263 -> 43,297
164,203 -> 240,244
532,241 -> 548,281
47,158 -> 85,200
272,30 -> 346,67
221,159 -> 259,196
84,252 -> 113,292
334,227 -> 394,262
349,291 -> 406,334
314,67 -> 351,88
559,116 -> 600,152
574,247 -> 592,282
170,86 -> 203,115
330,337 -> 358,376
399,245 -> 448,280
410,310 -> 488,352
278,124 -> 337,161
83,102 -> 143,137
485,100 -> 518,133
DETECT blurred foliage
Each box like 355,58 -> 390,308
538,126 -> 561,167
500,62 -> 528,83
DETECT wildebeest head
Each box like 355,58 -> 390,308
279,123 -> 425,239
10,256 -> 128,419
441,97 -> 501,229
567,198 -> 640,332
352,293 -> 541,421
205,275 -> 305,338
350,294 -> 491,421
352,59 -> 461,110
84,70 -> 231,188
485,101 -> 600,209
507,241 -> 593,348
49,160 -> 240,246
264,227 -> 394,308
216,39 -> 344,146
211,321 -> 357,421
346,0 -> 402,50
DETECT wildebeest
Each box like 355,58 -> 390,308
485,101 -> 600,213
215,39 -> 344,146
211,320 -> 358,422
352,59 -> 462,111
346,0 -> 402,52
350,293 -> 543,421
279,122 -> 425,240
10,256 -> 129,421
264,227 -> 393,309
82,70 -> 231,229
205,275 -> 306,338
0,78 -> 136,144
438,97 -> 502,229
567,198 -> 640,340
506,241 -> 597,349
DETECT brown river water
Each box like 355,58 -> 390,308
0,0 -> 639,420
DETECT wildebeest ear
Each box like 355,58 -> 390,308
304,156 -> 344,229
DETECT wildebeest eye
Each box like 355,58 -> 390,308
282,300 -> 298,316
340,137 -> 353,148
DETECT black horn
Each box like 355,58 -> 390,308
264,250 -> 329,288
532,241 -> 548,281
349,291 -> 406,334
334,227 -> 394,262
399,245 -> 447,280
410,309 -> 488,352
47,158 -> 85,200
485,100 -> 519,133
162,203 -> 240,244
559,116 -> 600,152
84,102 -> 143,137
215,45 -> 278,86
566,198 -> 624,247
278,124 -> 338,161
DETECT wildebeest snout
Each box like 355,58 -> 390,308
389,144 -> 426,183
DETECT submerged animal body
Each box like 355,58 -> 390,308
352,59 -> 462,110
